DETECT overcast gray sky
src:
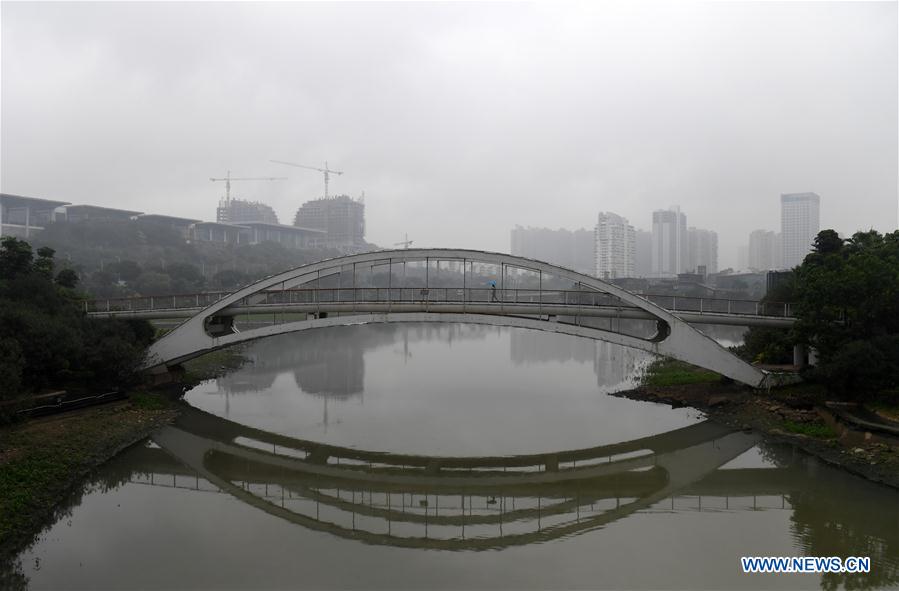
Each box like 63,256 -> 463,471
2,1 -> 896,268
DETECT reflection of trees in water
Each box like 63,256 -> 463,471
759,442 -> 899,591
0,447 -> 144,591
0,558 -> 27,591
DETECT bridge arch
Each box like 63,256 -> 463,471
145,248 -> 768,387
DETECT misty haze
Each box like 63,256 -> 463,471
1,2 -> 898,590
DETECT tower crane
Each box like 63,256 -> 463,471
270,160 -> 343,199
210,171 -> 287,202
394,234 -> 413,249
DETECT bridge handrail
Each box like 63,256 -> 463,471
83,288 -> 797,318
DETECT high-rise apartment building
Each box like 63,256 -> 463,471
216,198 -> 279,225
687,227 -> 718,275
510,226 -> 593,275
748,229 -> 783,271
294,194 -> 366,252
594,212 -> 635,280
651,206 -> 687,277
781,192 -> 820,268
634,229 -> 652,277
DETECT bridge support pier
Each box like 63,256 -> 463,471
143,363 -> 185,386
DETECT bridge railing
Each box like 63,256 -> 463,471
236,289 -> 795,318
84,288 -> 797,319
83,292 -> 232,313
241,287 -> 628,307
642,294 -> 795,318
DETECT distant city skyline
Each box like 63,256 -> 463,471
2,2 -> 896,269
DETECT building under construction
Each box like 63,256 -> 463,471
216,198 -> 280,225
293,194 -> 365,252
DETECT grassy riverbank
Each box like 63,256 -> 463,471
622,358 -> 899,489
640,358 -> 722,387
0,346 -> 247,562
0,395 -> 179,558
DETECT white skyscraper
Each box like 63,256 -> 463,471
781,192 -> 820,268
594,212 -> 635,279
651,206 -> 687,277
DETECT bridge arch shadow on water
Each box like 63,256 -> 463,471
143,249 -> 774,387
128,406 -> 784,551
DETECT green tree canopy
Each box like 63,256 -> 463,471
739,229 -> 899,399
797,230 -> 899,397
0,237 -> 155,409
794,230 -> 899,361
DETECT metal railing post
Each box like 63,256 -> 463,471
538,270 -> 542,318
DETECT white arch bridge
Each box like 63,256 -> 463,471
141,248 -> 786,387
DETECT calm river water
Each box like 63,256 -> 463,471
11,324 -> 899,589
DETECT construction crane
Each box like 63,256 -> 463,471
270,160 -> 343,199
210,171 -> 286,202
394,234 -> 413,249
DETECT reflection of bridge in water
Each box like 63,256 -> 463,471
124,407 -> 815,551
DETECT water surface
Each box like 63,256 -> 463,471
11,324 -> 898,590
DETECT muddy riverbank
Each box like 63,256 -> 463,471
613,380 -> 899,489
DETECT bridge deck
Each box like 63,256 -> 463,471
85,288 -> 797,327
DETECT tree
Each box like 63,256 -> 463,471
793,229 -> 899,398
212,269 -> 248,290
107,259 -> 142,283
0,338 -> 24,403
812,229 -> 843,256
0,238 -> 155,400
736,272 -> 796,364
0,237 -> 33,279
133,271 -> 172,295
166,262 -> 204,293
33,246 -> 56,279
55,269 -> 79,289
